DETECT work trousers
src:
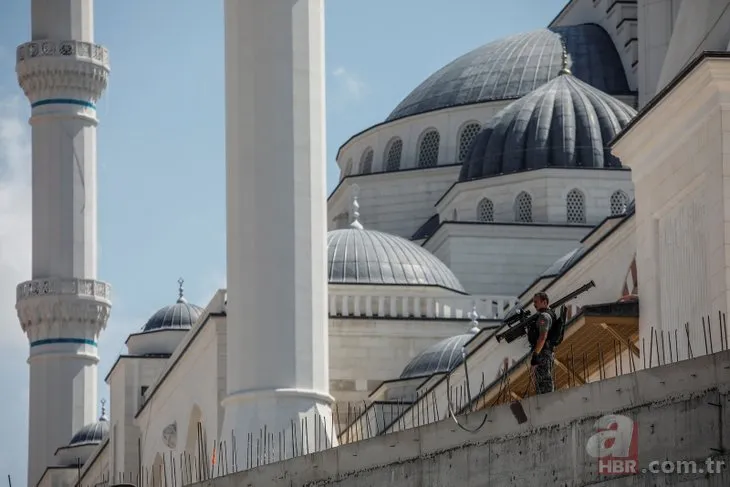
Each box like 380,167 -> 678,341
533,348 -> 554,394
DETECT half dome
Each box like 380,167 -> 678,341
459,73 -> 636,181
327,227 -> 465,293
386,24 -> 630,122
400,333 -> 474,379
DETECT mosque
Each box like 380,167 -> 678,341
12,0 -> 730,486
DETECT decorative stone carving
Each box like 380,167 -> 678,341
162,422 -> 177,449
15,40 -> 110,105
16,278 -> 112,335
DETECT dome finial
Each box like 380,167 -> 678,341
467,303 -> 480,334
177,277 -> 187,303
350,184 -> 363,230
559,39 -> 571,75
99,399 -> 108,421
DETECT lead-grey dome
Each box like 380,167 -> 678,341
327,227 -> 465,293
386,24 -> 631,123
69,416 -> 109,446
400,334 -> 474,379
459,73 -> 636,181
142,281 -> 204,332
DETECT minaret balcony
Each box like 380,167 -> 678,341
15,40 -> 110,106
16,277 -> 112,338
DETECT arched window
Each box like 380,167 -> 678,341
359,148 -> 373,174
417,130 -> 440,168
566,189 -> 586,224
384,138 -> 403,171
515,192 -> 532,222
610,190 -> 628,215
458,122 -> 481,162
476,198 -> 494,222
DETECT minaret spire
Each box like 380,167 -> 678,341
177,277 -> 186,303
558,39 -> 571,75
467,304 -> 480,334
350,184 -> 363,229
99,399 -> 108,421
15,3 -> 111,486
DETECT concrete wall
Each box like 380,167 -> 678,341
192,349 -> 730,487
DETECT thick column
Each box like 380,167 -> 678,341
15,3 -> 111,485
222,0 -> 335,458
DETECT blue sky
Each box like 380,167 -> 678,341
0,0 -> 566,483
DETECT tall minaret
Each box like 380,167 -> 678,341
14,2 -> 111,486
222,0 -> 335,457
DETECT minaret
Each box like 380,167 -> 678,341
14,2 -> 111,486
222,0 -> 335,458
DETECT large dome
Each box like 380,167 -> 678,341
400,333 -> 474,379
327,225 -> 465,293
459,72 -> 636,181
386,24 -> 631,122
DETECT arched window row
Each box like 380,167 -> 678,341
566,189 -> 586,224
461,187 -> 629,225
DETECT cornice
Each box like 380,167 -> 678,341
611,54 -> 730,174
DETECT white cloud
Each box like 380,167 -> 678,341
0,95 -> 32,487
332,67 -> 367,101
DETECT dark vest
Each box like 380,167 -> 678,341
528,309 -> 557,349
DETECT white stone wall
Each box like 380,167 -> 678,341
657,0 -> 730,94
78,442 -> 109,487
329,318 -> 467,405
328,167 -> 459,238
637,0 -> 683,106
336,102 -> 512,178
425,223 -> 593,296
437,168 -> 634,226
108,356 -> 169,481
135,318 -> 224,471
611,57 -> 730,365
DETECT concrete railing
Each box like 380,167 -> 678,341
328,291 -> 518,320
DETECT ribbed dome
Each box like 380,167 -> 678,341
327,227 -> 465,293
69,414 -> 109,446
400,333 -> 474,379
142,280 -> 204,332
386,24 -> 630,122
459,73 -> 636,181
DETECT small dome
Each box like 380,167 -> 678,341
142,279 -> 204,332
386,24 -> 630,122
69,407 -> 109,446
400,334 -> 474,379
459,73 -> 636,181
327,227 -> 465,293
